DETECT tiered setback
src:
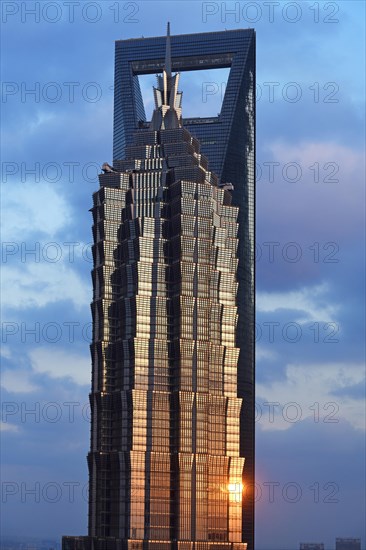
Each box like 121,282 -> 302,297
64,127 -> 246,550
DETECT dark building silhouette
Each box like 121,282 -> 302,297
336,539 -> 361,550
300,544 -> 324,550
63,25 -> 255,550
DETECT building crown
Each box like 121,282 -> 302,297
150,23 -> 183,130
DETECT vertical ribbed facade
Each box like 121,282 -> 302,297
63,27 -> 254,550
86,125 -> 246,549
112,30 -> 256,549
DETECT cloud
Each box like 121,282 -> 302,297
256,417 -> 366,549
29,347 -> 90,386
0,421 -> 20,433
258,141 -> 364,241
256,140 -> 365,293
270,140 -> 363,173
1,369 -> 39,394
1,262 -> 90,311
0,346 -> 12,359
331,380 -> 366,400
255,345 -> 279,362
257,282 -> 340,323
1,183 -> 71,241
256,361 -> 365,431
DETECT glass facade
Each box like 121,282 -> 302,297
63,28 -> 255,550
113,31 -> 256,548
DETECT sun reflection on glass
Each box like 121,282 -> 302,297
228,482 -> 243,502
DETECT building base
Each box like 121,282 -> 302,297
62,538 -> 247,550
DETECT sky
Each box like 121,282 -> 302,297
0,1 -> 365,548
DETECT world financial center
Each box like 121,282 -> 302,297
63,26 -> 255,550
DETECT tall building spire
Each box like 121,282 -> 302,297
150,23 -> 182,130
164,21 -> 172,77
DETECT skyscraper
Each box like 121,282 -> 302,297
63,25 -> 255,550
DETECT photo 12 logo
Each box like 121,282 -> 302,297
1,400 -> 339,426
0,479 -> 340,504
1,2 -> 140,24
201,2 -> 340,24
202,81 -> 340,104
